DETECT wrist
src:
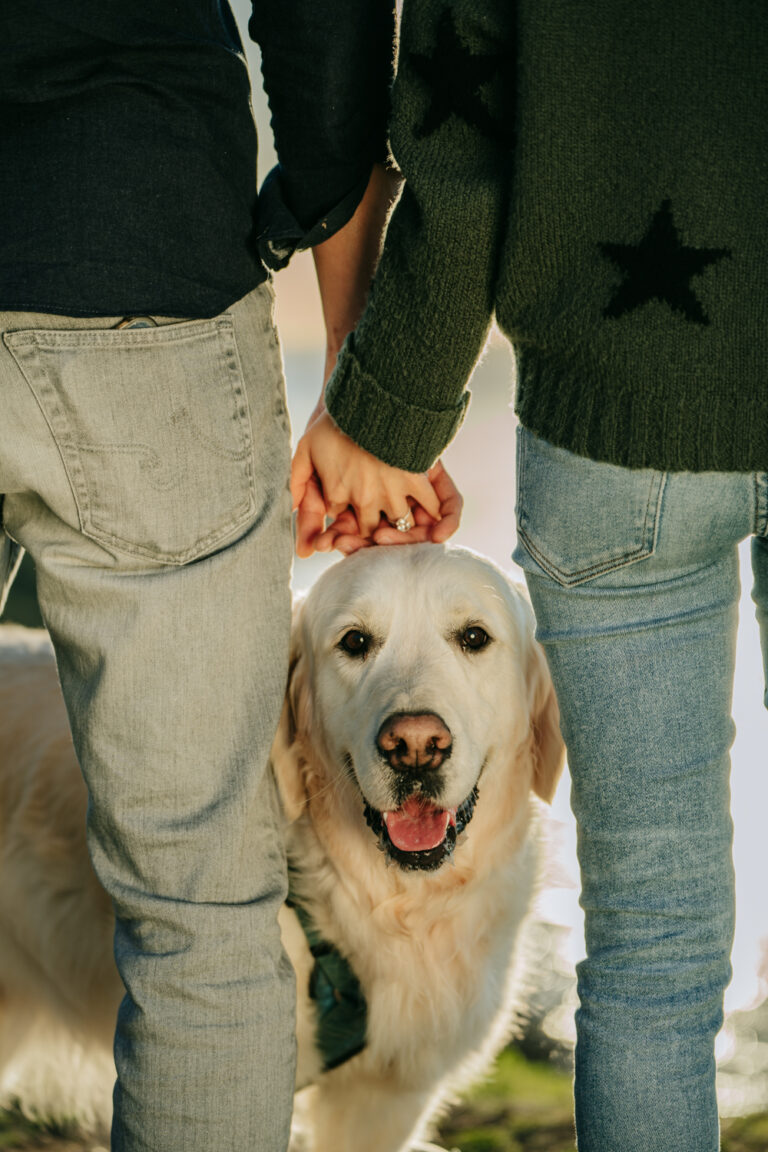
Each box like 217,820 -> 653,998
323,343 -> 343,388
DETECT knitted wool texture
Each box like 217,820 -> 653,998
324,0 -> 768,473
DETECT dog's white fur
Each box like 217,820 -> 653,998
0,544 -> 563,1151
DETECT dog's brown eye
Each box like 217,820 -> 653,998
339,629 -> 370,657
461,626 -> 490,651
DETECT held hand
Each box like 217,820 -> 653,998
315,460 -> 463,554
291,409 -> 457,557
372,460 -> 462,546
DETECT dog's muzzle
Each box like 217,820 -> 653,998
364,786 -> 479,872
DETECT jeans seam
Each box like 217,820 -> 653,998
518,471 -> 667,587
5,320 -> 260,566
518,526 -> 653,586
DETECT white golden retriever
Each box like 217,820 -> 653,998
0,544 -> 564,1151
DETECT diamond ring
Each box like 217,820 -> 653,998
394,513 -> 414,533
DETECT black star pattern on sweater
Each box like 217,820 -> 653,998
600,200 -> 730,325
406,7 -> 510,141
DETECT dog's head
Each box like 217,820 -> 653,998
272,544 -> 564,873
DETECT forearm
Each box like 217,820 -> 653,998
324,174 -> 504,470
313,162 -> 402,385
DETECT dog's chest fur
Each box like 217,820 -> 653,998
282,799 -> 538,1090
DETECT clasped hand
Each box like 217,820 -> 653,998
290,404 -> 463,557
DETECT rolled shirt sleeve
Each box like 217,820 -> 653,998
249,0 -> 395,268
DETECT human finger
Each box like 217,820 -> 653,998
290,437 -> 314,512
372,499 -> 438,544
314,507 -> 362,552
332,534 -> 375,556
385,504 -> 417,535
429,513 -> 460,543
324,499 -> 353,523
372,522 -> 431,546
351,495 -> 389,541
401,472 -> 442,523
294,474 -> 328,558
428,459 -> 463,510
411,503 -> 438,525
427,460 -> 463,541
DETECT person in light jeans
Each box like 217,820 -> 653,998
1,286 -> 295,1148
0,2 -> 457,1149
511,426 -> 757,1150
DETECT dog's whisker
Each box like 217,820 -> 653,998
301,760 -> 360,808
303,775 -> 340,804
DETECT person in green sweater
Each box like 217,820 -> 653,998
291,2 -> 768,1150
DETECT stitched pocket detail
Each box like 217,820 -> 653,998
515,426 -> 666,586
4,317 -> 257,564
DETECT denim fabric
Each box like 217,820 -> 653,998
513,425 -> 768,1152
0,283 -> 295,1151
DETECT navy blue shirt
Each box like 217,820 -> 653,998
0,1 -> 394,317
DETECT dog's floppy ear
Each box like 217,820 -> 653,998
526,636 -> 566,804
271,594 -> 312,823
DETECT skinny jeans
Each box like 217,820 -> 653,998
513,425 -> 768,1152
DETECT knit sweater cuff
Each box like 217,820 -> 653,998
325,334 -> 470,472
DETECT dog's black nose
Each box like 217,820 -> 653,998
376,712 -> 452,772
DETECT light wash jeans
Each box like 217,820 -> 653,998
0,283 -> 296,1151
513,424 -> 768,1152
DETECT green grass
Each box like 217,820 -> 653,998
435,1046 -> 768,1152
722,1113 -> 768,1151
468,1046 -> 574,1109
2,1048 -> 768,1150
436,1047 -> 576,1152
0,1110 -> 84,1151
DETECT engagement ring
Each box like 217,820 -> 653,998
395,513 -> 414,533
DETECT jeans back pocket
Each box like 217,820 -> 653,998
5,317 -> 256,565
515,426 -> 666,586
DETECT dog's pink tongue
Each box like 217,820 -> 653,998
384,797 -> 450,852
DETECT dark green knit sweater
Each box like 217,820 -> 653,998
324,0 -> 768,474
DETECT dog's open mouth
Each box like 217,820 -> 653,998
363,787 -> 479,871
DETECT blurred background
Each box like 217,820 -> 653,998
2,5 -> 768,1148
